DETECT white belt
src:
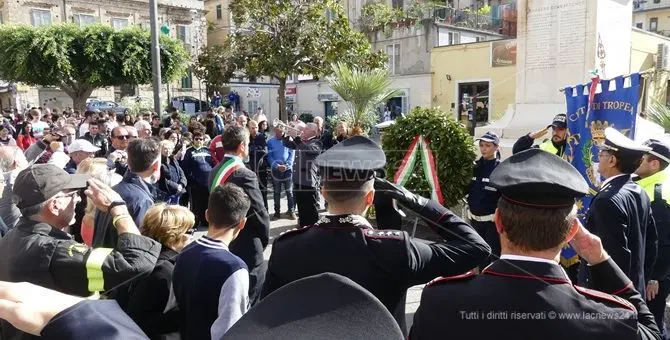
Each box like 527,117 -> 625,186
468,211 -> 495,222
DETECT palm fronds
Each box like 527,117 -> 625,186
647,98 -> 670,133
328,62 -> 400,135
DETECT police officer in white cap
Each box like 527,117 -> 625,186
580,127 -> 657,298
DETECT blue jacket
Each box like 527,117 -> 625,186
467,158 -> 500,216
267,136 -> 294,181
180,146 -> 214,188
173,236 -> 249,340
113,172 -> 155,227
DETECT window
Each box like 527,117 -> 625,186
449,32 -> 460,45
176,25 -> 192,46
111,18 -> 129,31
73,14 -> 95,27
386,43 -> 401,75
391,0 -> 403,10
636,22 -> 643,29
476,36 -> 486,42
654,0 -> 661,3
31,9 -> 52,27
247,100 -> 259,113
216,5 -> 222,20
181,70 -> 193,89
650,17 -> 658,32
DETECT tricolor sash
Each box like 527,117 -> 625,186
210,157 -> 245,192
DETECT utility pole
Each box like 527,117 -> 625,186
149,0 -> 162,114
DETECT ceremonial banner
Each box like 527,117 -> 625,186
561,73 -> 641,266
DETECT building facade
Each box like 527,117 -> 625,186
431,29 -> 670,131
634,0 -> 670,37
0,0 -> 206,112
293,0 -> 515,121
204,0 -> 280,118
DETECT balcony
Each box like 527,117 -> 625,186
432,4 -> 516,37
634,0 -> 670,12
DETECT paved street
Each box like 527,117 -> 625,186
195,191 -> 423,328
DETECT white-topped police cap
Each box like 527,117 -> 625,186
643,139 -> 670,164
601,127 -> 651,155
315,136 -> 386,181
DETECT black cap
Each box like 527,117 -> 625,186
315,136 -> 386,182
222,273 -> 404,340
643,139 -> 670,164
548,114 -> 567,129
476,131 -> 499,145
12,164 -> 90,210
600,127 -> 651,158
490,148 -> 589,208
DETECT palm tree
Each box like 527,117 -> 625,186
328,62 -> 400,136
647,98 -> 670,133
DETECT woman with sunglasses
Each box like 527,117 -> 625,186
126,203 -> 195,339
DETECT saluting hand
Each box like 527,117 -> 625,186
569,220 -> 609,265
529,127 -> 549,140
84,178 -> 125,214
374,177 -> 429,213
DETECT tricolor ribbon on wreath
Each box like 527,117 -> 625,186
393,135 -> 444,205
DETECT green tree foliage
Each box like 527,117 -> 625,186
382,107 -> 476,207
647,98 -> 670,133
194,43 -> 239,91
201,0 -> 387,120
0,24 -> 189,110
328,62 -> 399,136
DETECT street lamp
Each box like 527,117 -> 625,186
149,0 -> 162,114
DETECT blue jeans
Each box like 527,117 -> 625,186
272,170 -> 294,213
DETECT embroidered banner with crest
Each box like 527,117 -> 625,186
560,73 -> 641,267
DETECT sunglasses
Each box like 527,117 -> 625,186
114,135 -> 130,140
194,138 -> 204,141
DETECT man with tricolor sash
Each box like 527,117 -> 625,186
0,165 -> 160,340
208,126 -> 270,306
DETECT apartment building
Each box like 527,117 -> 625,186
0,0 -> 206,112
634,0 -> 670,36
296,0 -> 515,121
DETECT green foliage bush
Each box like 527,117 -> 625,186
382,107 -> 476,207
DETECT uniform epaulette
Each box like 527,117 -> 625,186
426,271 -> 477,287
364,229 -> 404,240
573,285 -> 635,311
275,225 -> 313,242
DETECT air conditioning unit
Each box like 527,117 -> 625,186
657,43 -> 669,70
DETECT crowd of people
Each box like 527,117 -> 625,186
0,104 -> 666,340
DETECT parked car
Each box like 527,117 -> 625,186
86,100 -> 128,114
169,96 -> 210,114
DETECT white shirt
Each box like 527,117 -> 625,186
78,123 -> 89,138
499,254 -> 558,265
31,121 -> 48,138
601,173 -> 627,189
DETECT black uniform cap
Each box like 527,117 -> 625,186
548,114 -> 568,129
315,136 -> 386,182
222,273 -> 404,340
490,148 -> 589,208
